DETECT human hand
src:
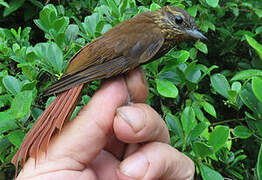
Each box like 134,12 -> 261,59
17,68 -> 195,180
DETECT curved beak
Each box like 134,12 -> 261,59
186,29 -> 207,40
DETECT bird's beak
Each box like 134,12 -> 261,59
186,29 -> 207,40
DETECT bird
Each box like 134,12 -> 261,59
12,6 -> 206,173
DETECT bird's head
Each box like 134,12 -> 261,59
155,6 -> 206,40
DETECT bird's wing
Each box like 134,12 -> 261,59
45,13 -> 164,96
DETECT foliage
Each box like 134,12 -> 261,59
0,0 -> 262,179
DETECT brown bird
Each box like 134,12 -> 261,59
12,6 -> 206,172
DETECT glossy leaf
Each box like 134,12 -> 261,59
231,69 -> 262,81
232,81 -> 241,92
193,141 -> 214,158
0,119 -> 18,133
3,0 -> 25,17
173,50 -> 190,64
208,126 -> 230,152
200,163 -> 224,180
34,42 -> 64,75
245,35 -> 262,60
201,101 -> 216,118
205,0 -> 219,8
7,130 -> 25,148
194,41 -> 208,54
252,77 -> 262,102
2,75 -> 22,95
10,91 -> 33,119
211,73 -> 230,98
165,113 -> 183,138
150,2 -> 161,11
233,125 -> 252,139
190,122 -> 209,141
185,64 -> 201,83
181,106 -> 196,137
156,79 -> 178,98
187,6 -> 197,17
240,83 -> 262,115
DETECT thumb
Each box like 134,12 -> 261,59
46,77 -> 128,164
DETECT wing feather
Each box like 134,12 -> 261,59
45,11 -> 165,96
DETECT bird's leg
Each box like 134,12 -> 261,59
127,92 -> 134,105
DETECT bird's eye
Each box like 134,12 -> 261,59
175,15 -> 183,25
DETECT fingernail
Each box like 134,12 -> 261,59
119,152 -> 149,178
116,106 -> 145,132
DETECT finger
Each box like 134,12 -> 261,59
125,68 -> 148,103
114,103 -> 170,144
106,102 -> 169,159
45,78 -> 129,165
118,142 -> 195,180
91,150 -> 120,180
104,134 -> 126,159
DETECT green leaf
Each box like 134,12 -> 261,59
29,0 -> 43,8
187,6 -> 197,17
231,69 -> 262,81
233,125 -> 252,139
208,126 -> 230,152
53,17 -> 69,33
201,102 -> 216,118
205,0 -> 219,7
65,24 -> 79,45
194,41 -> 208,54
256,26 -> 262,34
193,105 -> 206,121
156,79 -> 178,98
21,80 -> 37,91
2,75 -> 22,95
7,130 -> 25,148
193,141 -> 214,158
150,2 -> 161,11
10,91 -> 33,119
190,122 -> 209,141
211,73 -> 230,98
255,8 -> 262,18
21,64 -> 38,81
245,35 -> 262,60
258,143 -> 262,180
172,50 -> 190,64
252,77 -> 262,102
119,0 -> 128,16
240,83 -> 262,115
185,64 -> 201,83
0,0 -> 9,8
232,81 -> 241,92
165,113 -> 183,138
31,107 -> 43,120
3,0 -> 25,17
83,13 -> 101,38
0,119 -> 18,133
106,0 -> 119,18
181,106 -> 196,137
200,163 -> 224,180
0,138 -> 10,156
34,42 -> 64,75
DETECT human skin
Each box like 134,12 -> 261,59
16,68 -> 195,180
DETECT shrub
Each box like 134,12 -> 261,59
0,0 -> 262,179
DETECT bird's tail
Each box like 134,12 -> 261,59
11,84 -> 84,176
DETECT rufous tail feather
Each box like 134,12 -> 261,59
11,84 -> 84,177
